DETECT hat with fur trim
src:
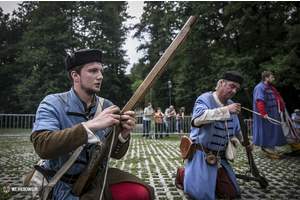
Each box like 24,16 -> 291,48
220,71 -> 244,85
65,49 -> 103,71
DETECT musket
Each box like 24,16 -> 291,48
235,174 -> 260,181
237,112 -> 268,188
71,16 -> 198,197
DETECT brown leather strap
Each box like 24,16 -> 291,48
195,144 -> 225,156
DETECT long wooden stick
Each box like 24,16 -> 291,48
242,107 -> 282,125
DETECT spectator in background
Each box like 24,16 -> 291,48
143,103 -> 153,139
163,105 -> 176,138
176,107 -> 185,137
292,109 -> 300,134
155,107 -> 164,139
176,114 -> 180,133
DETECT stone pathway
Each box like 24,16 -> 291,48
0,136 -> 300,199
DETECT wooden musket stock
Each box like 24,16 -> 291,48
71,16 -> 197,197
237,113 -> 268,188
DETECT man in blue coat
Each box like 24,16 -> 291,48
175,71 -> 253,200
30,49 -> 154,200
253,71 -> 300,158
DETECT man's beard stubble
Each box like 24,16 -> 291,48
267,80 -> 274,86
80,81 -> 100,96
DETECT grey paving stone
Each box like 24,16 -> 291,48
0,136 -> 300,200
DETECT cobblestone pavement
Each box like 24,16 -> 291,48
0,136 -> 300,200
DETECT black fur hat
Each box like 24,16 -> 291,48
220,71 -> 243,85
65,49 -> 103,71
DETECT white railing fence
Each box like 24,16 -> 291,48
0,114 -> 36,136
0,114 -> 253,138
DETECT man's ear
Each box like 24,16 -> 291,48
71,71 -> 80,82
220,79 -> 225,86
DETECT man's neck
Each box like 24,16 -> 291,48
215,91 -> 227,106
263,80 -> 270,87
73,88 -> 94,106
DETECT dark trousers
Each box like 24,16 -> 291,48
155,123 -> 163,139
165,122 -> 173,137
142,120 -> 150,138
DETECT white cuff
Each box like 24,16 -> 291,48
118,133 -> 129,143
194,107 -> 231,126
81,123 -> 100,144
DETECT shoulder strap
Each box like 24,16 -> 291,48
41,145 -> 85,199
94,97 -> 105,118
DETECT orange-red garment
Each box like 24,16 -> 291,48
255,85 -> 285,117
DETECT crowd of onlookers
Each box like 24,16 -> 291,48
135,103 -> 300,140
138,103 -> 194,139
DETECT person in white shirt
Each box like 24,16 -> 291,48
143,103 -> 153,139
163,105 -> 176,138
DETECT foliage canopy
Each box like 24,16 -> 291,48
131,1 -> 300,116
0,1 -> 299,117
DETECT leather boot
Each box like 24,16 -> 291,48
283,141 -> 300,156
290,141 -> 300,151
266,151 -> 280,159
175,167 -> 184,190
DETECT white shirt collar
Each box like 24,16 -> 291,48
213,91 -> 227,107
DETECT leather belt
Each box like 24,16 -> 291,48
195,144 -> 225,156
34,165 -> 80,184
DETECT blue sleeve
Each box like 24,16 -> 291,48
192,96 -> 210,121
32,95 -> 61,133
253,83 -> 265,103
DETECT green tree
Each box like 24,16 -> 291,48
1,1 -> 300,115
0,9 -> 14,113
0,1 -> 132,113
132,1 -> 300,115
133,1 -> 184,111
0,2 -> 36,113
15,1 -> 74,113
